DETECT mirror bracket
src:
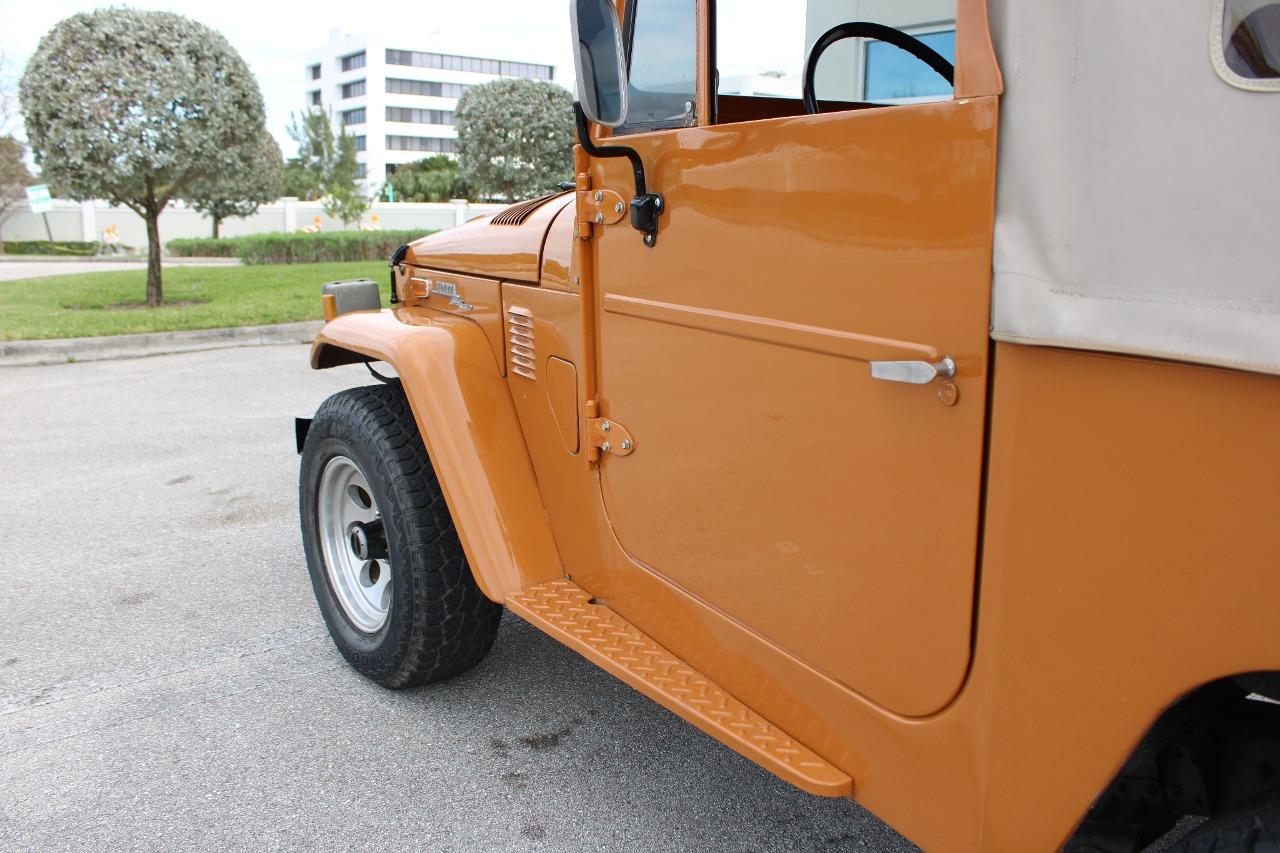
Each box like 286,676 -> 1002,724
574,102 -> 664,248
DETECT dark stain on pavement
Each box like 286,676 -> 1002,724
519,716 -> 586,751
823,832 -> 859,849
165,474 -> 192,486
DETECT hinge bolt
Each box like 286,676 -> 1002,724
614,202 -> 624,214
620,439 -> 632,451
601,421 -> 611,431
594,191 -> 603,202
594,213 -> 604,224
601,441 -> 612,453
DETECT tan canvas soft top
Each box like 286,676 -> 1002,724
987,1 -> 1280,375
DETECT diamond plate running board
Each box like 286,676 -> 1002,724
505,579 -> 853,797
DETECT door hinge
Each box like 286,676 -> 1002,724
576,182 -> 628,239
584,400 -> 635,464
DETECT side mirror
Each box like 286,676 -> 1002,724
570,0 -> 629,127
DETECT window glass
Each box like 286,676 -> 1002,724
386,107 -> 455,125
386,135 -> 457,153
309,64 -> 321,80
342,108 -> 365,126
715,0 -> 955,109
384,49 -> 550,80
619,0 -> 697,131
389,78 -> 430,96
1223,0 -> 1280,79
340,51 -> 366,72
341,80 -> 366,99
864,30 -> 955,102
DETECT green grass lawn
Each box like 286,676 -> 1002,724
0,262 -> 385,341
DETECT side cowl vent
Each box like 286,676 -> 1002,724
490,191 -> 567,226
507,306 -> 536,380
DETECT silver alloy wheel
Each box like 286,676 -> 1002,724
317,455 -> 391,633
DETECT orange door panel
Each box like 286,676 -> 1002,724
591,98 -> 998,717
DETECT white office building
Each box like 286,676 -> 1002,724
304,31 -> 560,193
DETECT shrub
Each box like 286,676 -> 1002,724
0,240 -> 101,256
166,230 -> 430,265
165,237 -> 238,258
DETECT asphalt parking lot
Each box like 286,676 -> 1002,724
0,344 -> 915,852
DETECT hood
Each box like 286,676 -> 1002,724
405,192 -> 573,284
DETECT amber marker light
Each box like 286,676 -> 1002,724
406,276 -> 432,303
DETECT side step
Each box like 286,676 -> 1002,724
505,579 -> 853,797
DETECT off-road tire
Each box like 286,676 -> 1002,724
1168,794 -> 1280,853
299,383 -> 501,688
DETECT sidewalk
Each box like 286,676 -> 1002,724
0,320 -> 323,367
0,256 -> 239,281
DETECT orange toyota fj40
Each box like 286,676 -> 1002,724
296,1 -> 1280,849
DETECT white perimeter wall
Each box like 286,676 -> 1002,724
0,198 -> 506,247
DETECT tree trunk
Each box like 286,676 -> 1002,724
212,215 -> 221,239
145,208 -> 163,308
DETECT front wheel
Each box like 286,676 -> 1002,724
299,383 -> 501,688
1168,793 -> 1280,852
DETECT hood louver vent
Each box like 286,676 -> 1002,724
490,191 -> 567,226
507,306 -> 536,380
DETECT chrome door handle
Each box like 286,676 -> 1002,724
869,356 -> 956,385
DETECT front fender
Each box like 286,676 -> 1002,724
310,308 -> 562,602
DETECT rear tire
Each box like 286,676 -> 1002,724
299,383 -> 501,688
1168,794 -> 1280,853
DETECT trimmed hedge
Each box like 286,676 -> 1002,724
1,240 -> 102,256
167,230 -> 431,265
163,237 -> 238,258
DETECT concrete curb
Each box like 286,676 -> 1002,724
0,320 -> 324,367
0,255 -> 239,265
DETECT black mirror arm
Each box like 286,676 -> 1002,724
573,102 -> 664,248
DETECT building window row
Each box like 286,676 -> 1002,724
386,107 -> 455,126
342,108 -> 366,126
308,63 -> 321,80
385,78 -> 469,98
384,49 -> 552,80
341,79 -> 366,99
386,135 -> 457,153
341,51 -> 366,72
353,135 -> 366,152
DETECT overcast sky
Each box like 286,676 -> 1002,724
0,0 -> 577,152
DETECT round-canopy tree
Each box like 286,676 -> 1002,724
456,79 -> 574,202
20,10 -> 268,306
186,132 -> 284,238
0,136 -> 34,250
